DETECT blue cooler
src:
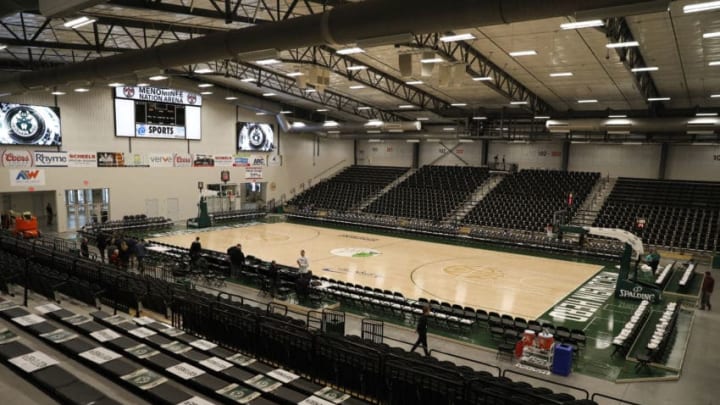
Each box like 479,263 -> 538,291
552,344 -> 573,376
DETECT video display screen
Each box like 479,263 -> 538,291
0,103 -> 61,146
237,122 -> 274,151
114,86 -> 201,140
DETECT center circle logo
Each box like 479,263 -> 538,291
331,247 -> 381,258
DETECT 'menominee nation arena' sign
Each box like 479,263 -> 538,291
115,86 -> 202,106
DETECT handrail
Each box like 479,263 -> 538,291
502,369 -> 589,400
312,159 -> 348,181
591,393 -> 642,405
428,348 -> 501,377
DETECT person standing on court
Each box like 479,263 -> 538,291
297,249 -> 309,274
227,243 -> 245,279
701,271 -> 714,311
190,237 -> 202,264
411,305 -> 430,356
46,203 -> 53,226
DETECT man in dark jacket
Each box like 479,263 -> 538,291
411,305 -> 430,356
701,271 -> 715,311
135,239 -> 148,274
96,232 -> 107,263
227,243 -> 245,279
190,237 -> 202,264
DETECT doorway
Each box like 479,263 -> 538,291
64,188 -> 110,230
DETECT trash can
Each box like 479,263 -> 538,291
552,344 -> 573,376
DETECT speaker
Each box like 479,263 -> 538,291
399,54 -> 413,77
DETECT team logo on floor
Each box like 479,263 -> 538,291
331,247 -> 381,258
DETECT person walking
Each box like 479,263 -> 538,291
411,305 -> 430,356
701,271 -> 714,311
296,249 -> 309,274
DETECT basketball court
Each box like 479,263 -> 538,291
150,222 -> 602,320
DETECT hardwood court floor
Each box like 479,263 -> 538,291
152,222 -> 602,320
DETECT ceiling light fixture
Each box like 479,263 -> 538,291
262,92 -> 276,97
398,104 -> 416,109
365,120 -> 383,127
347,65 -> 368,71
316,108 -> 329,112
240,77 -> 257,82
336,47 -> 365,55
509,50 -> 537,57
225,96 -> 238,100
149,75 -> 167,81
51,91 -> 66,96
357,106 -> 372,110
439,33 -> 476,42
73,88 -> 89,93
349,85 -> 365,89
420,57 -> 444,64
683,1 -> 720,13
606,41 -> 639,48
305,89 -> 317,93
451,103 -> 467,107
256,112 -> 267,116
534,115 -> 551,120
711,94 -> 720,98
107,82 -> 124,87
472,76 -> 493,81
560,20 -> 604,30
198,83 -> 214,88
549,72 -> 573,77
510,100 -> 528,105
608,114 -> 627,118
631,66 -> 659,72
417,117 -> 430,121
63,16 -> 96,29
472,116 -> 487,120
648,97 -> 670,101
443,127 -> 456,131
286,71 -> 304,77
406,80 -> 423,85
256,58 -> 281,65
291,122 -> 306,128
279,110 -> 292,114
406,139 -> 421,143
136,82 -> 149,87
200,91 -> 213,95
709,61 -> 720,66
578,99 -> 598,103
696,112 -> 718,116
0,45 -> 7,50
703,31 -> 720,39
194,67 -> 213,74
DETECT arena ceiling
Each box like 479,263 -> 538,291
0,0 -> 719,135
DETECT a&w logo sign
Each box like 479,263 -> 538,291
9,169 -> 45,186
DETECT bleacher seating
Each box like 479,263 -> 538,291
80,214 -> 174,235
287,165 -> 408,212
0,232 -> 613,405
463,169 -> 600,231
363,166 -> 490,221
593,178 -> 720,251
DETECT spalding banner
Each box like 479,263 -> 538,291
1,150 -> 33,168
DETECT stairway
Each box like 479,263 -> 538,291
442,173 -> 506,224
354,168 -> 416,212
570,177 -> 617,227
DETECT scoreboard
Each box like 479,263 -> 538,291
114,86 -> 201,140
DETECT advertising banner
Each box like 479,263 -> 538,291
135,123 -> 186,139
173,153 -> 192,167
148,153 -> 174,167
124,153 -> 148,167
214,155 -> 234,167
193,154 -> 214,167
1,150 -> 33,168
269,155 -> 281,166
97,152 -> 125,167
233,154 -> 250,167
9,169 -> 45,186
68,152 -> 97,168
250,155 -> 267,166
33,151 -> 68,167
245,167 -> 263,179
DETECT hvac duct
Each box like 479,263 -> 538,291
0,0 -> 666,94
546,117 -> 720,134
